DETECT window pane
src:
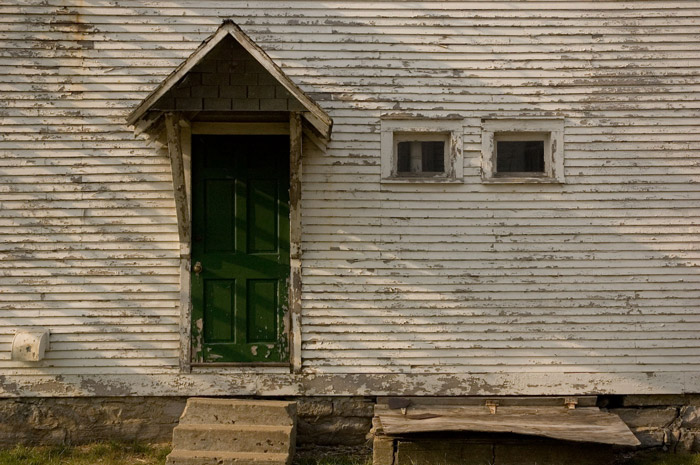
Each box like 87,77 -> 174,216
397,141 -> 411,173
497,140 -> 545,173
421,141 -> 445,172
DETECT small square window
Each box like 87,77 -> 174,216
396,137 -> 446,175
496,140 -> 545,173
482,119 -> 564,183
381,119 -> 463,182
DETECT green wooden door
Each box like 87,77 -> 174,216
191,135 -> 290,363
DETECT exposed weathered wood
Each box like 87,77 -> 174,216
178,119 -> 192,372
290,112 -> 304,373
165,113 -> 193,373
375,405 -> 640,447
164,113 -> 191,246
2,371 -> 700,398
377,396 -> 598,408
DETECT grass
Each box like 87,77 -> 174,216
0,443 -> 697,465
626,452 -> 700,465
294,457 -> 371,465
0,441 -> 170,465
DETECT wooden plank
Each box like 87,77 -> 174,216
1,371 -> 699,398
164,112 -> 191,246
290,112 -> 303,373
377,397 -> 597,408
376,406 -> 640,447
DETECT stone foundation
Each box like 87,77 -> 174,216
0,397 -> 187,446
0,396 -> 375,448
603,394 -> 700,453
0,394 -> 698,456
295,397 -> 374,446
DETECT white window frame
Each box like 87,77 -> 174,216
381,119 -> 463,183
481,119 -> 565,183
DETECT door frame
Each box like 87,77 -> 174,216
166,113 -> 303,374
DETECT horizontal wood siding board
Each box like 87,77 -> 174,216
1,1 -> 699,395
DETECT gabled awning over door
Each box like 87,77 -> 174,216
127,20 -> 332,139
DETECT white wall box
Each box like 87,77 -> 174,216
11,330 -> 50,362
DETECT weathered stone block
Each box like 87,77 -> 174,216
373,436 -> 394,465
172,423 -> 292,453
297,416 -> 371,446
613,407 -> 678,428
180,398 -> 295,427
296,398 -> 333,418
681,406 -> 700,429
632,428 -> 667,448
674,429 -> 700,453
0,397 -> 186,447
332,398 -> 374,417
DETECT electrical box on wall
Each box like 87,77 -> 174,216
11,329 -> 50,362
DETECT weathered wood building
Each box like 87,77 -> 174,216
1,0 -> 700,456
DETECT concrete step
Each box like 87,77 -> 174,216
180,398 -> 296,426
166,450 -> 289,465
172,423 -> 293,454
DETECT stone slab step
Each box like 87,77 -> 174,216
172,423 -> 293,453
166,450 -> 288,465
180,398 -> 296,426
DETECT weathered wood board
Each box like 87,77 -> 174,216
376,405 -> 641,446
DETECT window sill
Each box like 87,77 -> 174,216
482,176 -> 563,184
382,176 -> 463,184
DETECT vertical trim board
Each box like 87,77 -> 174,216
289,112 -> 304,373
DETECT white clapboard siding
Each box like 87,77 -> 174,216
0,1 -> 699,392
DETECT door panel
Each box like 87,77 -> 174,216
247,179 -> 279,253
204,279 -> 234,342
191,135 -> 290,363
246,279 -> 278,343
204,180 -> 235,252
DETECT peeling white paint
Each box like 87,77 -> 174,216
1,1 -> 699,397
